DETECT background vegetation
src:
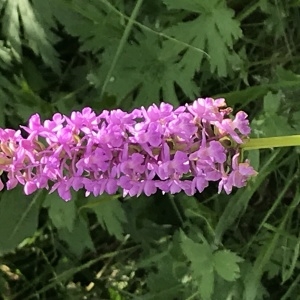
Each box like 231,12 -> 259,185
1,0 -> 300,299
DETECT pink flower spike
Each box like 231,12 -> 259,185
0,97 -> 255,200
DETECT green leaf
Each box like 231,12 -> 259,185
44,192 -> 77,232
263,91 -> 281,114
180,231 -> 214,299
164,0 -> 242,77
91,32 -> 199,106
163,0 -> 210,12
180,232 -> 214,277
200,271 -> 214,300
213,250 -> 243,281
146,254 -> 183,300
58,217 -> 94,257
2,0 -> 21,57
22,58 -> 48,92
276,66 -> 300,82
259,90 -> 297,136
215,85 -> 269,106
2,0 -> 60,73
47,0 -> 123,53
244,188 -> 300,299
0,188 -> 42,255
0,42 -> 13,69
87,195 -> 127,240
8,74 -> 54,121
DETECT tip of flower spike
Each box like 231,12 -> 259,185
0,97 -> 255,200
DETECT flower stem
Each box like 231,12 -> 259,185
242,135 -> 300,150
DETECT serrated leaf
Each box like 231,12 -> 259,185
58,217 -> 94,257
92,32 -> 199,106
46,0 -> 123,53
89,195 -> 127,240
180,233 -> 214,276
164,0 -> 242,77
213,250 -> 243,281
0,188 -> 42,255
2,0 -> 60,73
44,192 -> 77,232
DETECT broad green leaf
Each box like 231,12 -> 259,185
263,91 -> 281,114
0,188 -> 42,255
213,250 -> 243,281
44,192 -> 77,232
58,217 -> 94,257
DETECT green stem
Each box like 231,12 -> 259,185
242,135 -> 300,151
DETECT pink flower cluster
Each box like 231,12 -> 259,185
0,98 -> 256,200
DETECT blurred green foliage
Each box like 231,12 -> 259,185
1,0 -> 300,299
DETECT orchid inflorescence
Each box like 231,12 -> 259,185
0,98 -> 257,201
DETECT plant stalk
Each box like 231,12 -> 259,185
242,135 -> 300,151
